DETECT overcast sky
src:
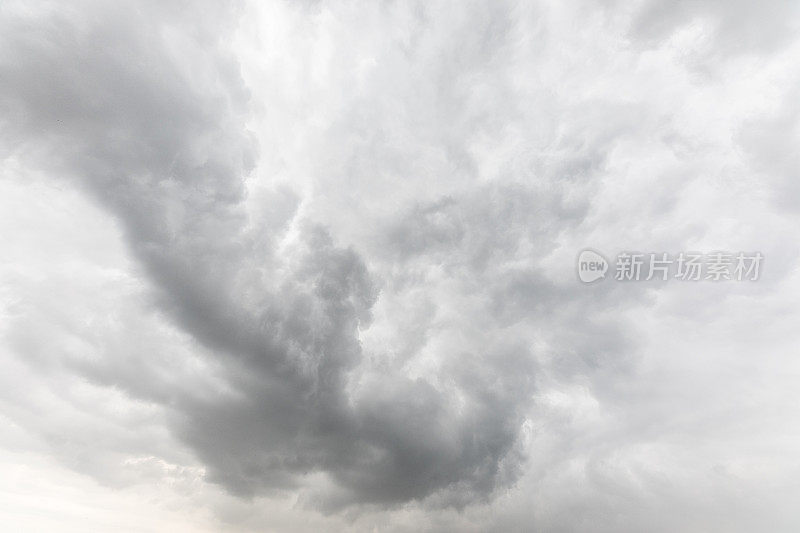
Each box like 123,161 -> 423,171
1,0 -> 800,531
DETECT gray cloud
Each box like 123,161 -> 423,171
629,0 -> 800,55
2,0 -> 800,531
0,0 -> 541,511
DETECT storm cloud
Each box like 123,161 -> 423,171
1,0 -> 800,532
0,0 -> 538,510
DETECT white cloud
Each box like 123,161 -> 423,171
1,0 -> 800,531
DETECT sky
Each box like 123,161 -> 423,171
1,0 -> 799,531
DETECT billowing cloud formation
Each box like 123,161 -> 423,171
2,0 -> 800,531
0,0 -> 539,509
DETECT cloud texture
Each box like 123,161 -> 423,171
1,0 -> 800,531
